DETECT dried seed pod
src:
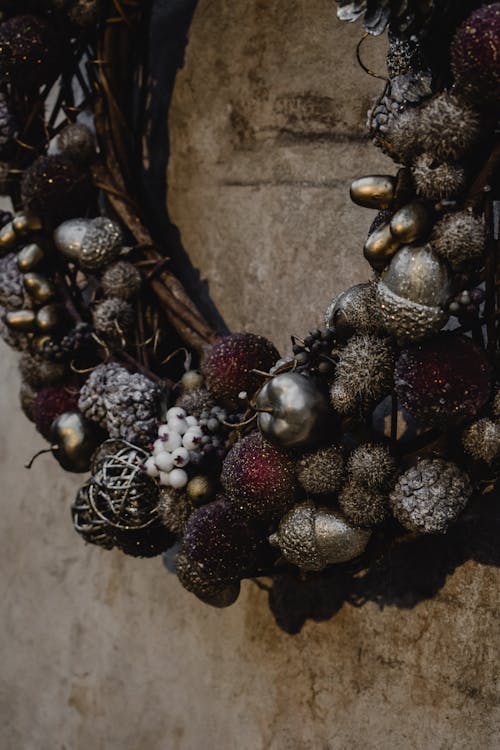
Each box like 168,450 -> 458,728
462,419 -> 500,465
296,446 -> 345,495
338,481 -> 388,527
330,335 -> 395,414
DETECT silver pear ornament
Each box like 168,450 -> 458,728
53,216 -> 124,271
269,503 -> 371,571
256,372 -> 332,449
377,244 -> 451,342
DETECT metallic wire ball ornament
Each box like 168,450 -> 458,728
71,483 -> 116,550
255,372 -> 333,449
88,441 -> 160,531
269,503 -> 371,571
54,216 -> 124,271
324,282 -> 383,341
376,244 -> 451,342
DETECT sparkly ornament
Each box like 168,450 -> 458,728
186,475 -> 216,505
494,389 -> 500,421
158,487 -> 193,534
395,334 -> 491,427
430,210 -> 486,270
57,123 -> 96,165
19,351 -> 66,388
175,387 -> 214,418
324,282 -> 383,341
175,550 -> 233,601
33,385 -> 79,439
182,496 -> 263,578
390,459 -> 472,534
221,432 -> 297,517
386,32 -> 427,78
296,446 -> 345,496
21,156 -> 91,224
50,411 -> 101,473
0,91 -> 17,158
92,297 -> 134,340
112,524 -> 175,558
347,443 -> 396,490
462,419 -> 500,465
330,335 -> 395,415
269,502 -> 371,571
100,260 -> 141,300
78,362 -> 123,429
338,481 -> 388,527
412,154 -> 466,201
451,4 -> 500,106
202,332 -> 279,408
54,216 -> 123,271
0,14 -> 61,89
376,244 -> 451,342
256,372 -> 332,449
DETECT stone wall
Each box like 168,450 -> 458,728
1,1 -> 499,748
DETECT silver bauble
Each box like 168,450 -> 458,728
324,281 -> 382,340
54,216 -> 123,270
256,372 -> 331,449
269,502 -> 371,571
377,244 -> 450,341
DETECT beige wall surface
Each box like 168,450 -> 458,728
1,1 -> 499,749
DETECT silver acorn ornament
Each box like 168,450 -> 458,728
255,372 -> 332,449
269,503 -> 371,571
54,216 -> 124,271
50,411 -> 102,473
377,244 -> 450,342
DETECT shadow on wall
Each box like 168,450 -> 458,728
265,493 -> 500,634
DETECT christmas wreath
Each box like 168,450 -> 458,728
0,0 -> 499,627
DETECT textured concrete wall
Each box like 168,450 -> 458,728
1,1 -> 499,749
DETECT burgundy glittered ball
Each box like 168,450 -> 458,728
0,15 -> 61,89
182,496 -> 264,579
451,4 -> 500,106
21,155 -> 92,224
395,334 -> 491,427
201,332 -> 279,408
221,431 -> 297,516
33,385 -> 79,439
114,523 -> 176,558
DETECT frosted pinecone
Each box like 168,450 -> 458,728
368,72 -> 432,160
104,369 -> 162,446
390,458 -> 472,534
336,0 -> 454,36
0,252 -> 25,310
0,91 -> 17,157
78,362 -> 123,428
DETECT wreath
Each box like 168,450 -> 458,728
0,0 -> 499,630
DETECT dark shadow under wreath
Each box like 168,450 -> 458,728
0,0 -> 499,633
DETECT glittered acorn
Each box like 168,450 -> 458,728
54,216 -> 123,271
101,261 -> 141,300
395,334 -> 491,427
451,4 -> 500,106
462,419 -> 500,466
21,156 -> 91,224
32,385 -> 79,439
255,372 -> 332,449
296,446 -> 345,496
221,432 -> 297,517
412,154 -> 466,202
390,459 -> 472,534
376,244 -> 451,342
430,210 -> 486,270
269,502 -> 371,571
57,123 -> 96,165
338,481 -> 388,527
324,282 -> 383,341
330,335 -> 395,415
0,14 -> 61,89
201,332 -> 279,408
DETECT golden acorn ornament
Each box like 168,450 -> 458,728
350,175 -> 396,209
364,223 -> 401,270
377,244 -> 451,342
255,372 -> 333,449
53,216 -> 124,270
35,304 -> 62,332
23,272 -> 55,304
17,243 -> 45,272
389,200 -> 432,243
5,308 -> 36,331
269,503 -> 371,571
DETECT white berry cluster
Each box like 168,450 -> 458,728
142,405 -> 227,489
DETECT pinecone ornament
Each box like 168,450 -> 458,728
78,362 -> 122,429
336,0 -> 454,36
390,459 -> 472,534
0,252 -> 25,310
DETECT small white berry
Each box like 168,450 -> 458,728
144,457 -> 159,478
158,423 -> 170,437
207,417 -> 219,432
166,406 -> 186,421
183,427 -> 203,450
238,391 -> 247,400
159,471 -> 172,487
168,468 -> 188,489
172,447 -> 190,467
168,416 -> 188,435
162,431 -> 182,451
186,415 -> 198,427
153,438 -> 166,455
155,452 -> 175,473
